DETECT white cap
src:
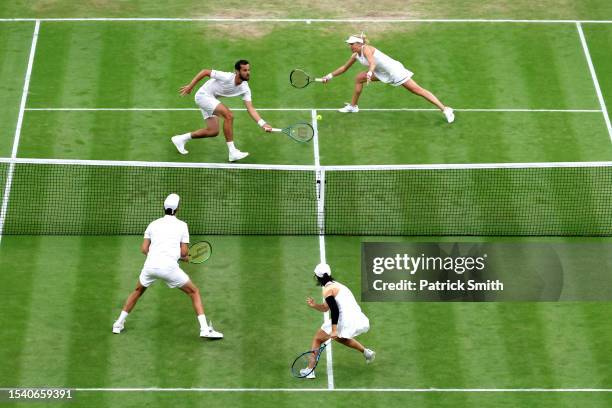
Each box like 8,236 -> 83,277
314,263 -> 331,277
345,35 -> 364,44
164,193 -> 180,210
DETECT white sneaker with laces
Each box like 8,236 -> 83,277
112,321 -> 124,334
171,135 -> 188,155
228,150 -> 249,162
299,368 -> 316,379
200,322 -> 224,339
338,103 -> 359,113
364,348 -> 376,364
443,107 -> 455,123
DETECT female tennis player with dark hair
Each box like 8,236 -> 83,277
301,263 -> 375,379
321,33 -> 455,123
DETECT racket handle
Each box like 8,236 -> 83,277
270,128 -> 282,132
314,78 -> 323,82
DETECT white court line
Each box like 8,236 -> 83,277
24,107 -> 601,113
0,20 -> 40,244
63,387 -> 612,392
311,109 -> 334,390
0,18 -> 611,23
576,22 -> 612,143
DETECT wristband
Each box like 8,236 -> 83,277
257,119 -> 266,127
366,71 -> 373,80
324,73 -> 333,81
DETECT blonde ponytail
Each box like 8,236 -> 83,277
360,32 -> 369,44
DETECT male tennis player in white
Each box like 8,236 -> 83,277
301,263 -> 375,379
171,59 -> 273,162
321,33 -> 455,123
112,193 -> 223,339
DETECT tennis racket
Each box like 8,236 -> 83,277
290,339 -> 331,378
290,69 -> 323,89
271,123 -> 314,143
188,241 -> 212,264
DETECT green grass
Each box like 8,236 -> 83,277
1,10 -> 612,408
0,22 -> 33,156
0,0 -> 611,20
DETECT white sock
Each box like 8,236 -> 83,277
197,314 -> 208,330
117,310 -> 129,324
226,142 -> 237,152
180,133 -> 192,142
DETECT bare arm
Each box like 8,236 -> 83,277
306,297 -> 329,312
179,242 -> 189,262
322,54 -> 357,82
244,100 -> 272,132
306,285 -> 339,312
179,69 -> 212,96
141,239 -> 151,255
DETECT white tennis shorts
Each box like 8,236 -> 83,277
139,264 -> 190,288
321,313 -> 370,339
195,92 -> 221,120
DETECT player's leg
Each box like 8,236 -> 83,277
335,337 -> 376,364
402,79 -> 454,123
308,329 -> 330,368
178,280 -> 204,315
179,280 -> 223,339
191,116 -> 220,138
171,96 -> 221,154
213,103 -> 235,142
339,72 -> 378,113
213,103 -> 249,162
112,281 -> 148,334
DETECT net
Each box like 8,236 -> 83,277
324,165 -> 612,236
0,160 -> 317,235
1,159 -> 611,236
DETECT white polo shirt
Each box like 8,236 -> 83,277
143,215 -> 190,268
196,70 -> 252,101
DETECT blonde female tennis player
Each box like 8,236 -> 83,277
322,33 -> 455,123
301,263 -> 375,379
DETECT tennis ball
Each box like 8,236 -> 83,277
316,114 -> 323,120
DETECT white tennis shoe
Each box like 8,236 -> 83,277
112,321 -> 124,334
443,107 -> 455,123
338,103 -> 359,113
171,135 -> 188,155
364,348 -> 376,364
299,368 -> 316,379
200,322 -> 224,339
229,150 -> 249,162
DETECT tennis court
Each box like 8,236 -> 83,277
1,5 -> 612,407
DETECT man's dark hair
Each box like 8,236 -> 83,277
235,59 -> 249,71
315,274 -> 334,287
165,208 -> 176,216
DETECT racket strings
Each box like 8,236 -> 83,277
290,70 -> 309,88
290,124 -> 314,142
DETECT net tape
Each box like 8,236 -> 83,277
1,160 -> 611,236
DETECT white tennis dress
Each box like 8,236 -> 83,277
139,215 -> 190,288
355,46 -> 414,86
195,70 -> 252,119
321,282 -> 370,339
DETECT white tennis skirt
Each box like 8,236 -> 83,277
374,63 -> 414,87
321,312 -> 370,339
